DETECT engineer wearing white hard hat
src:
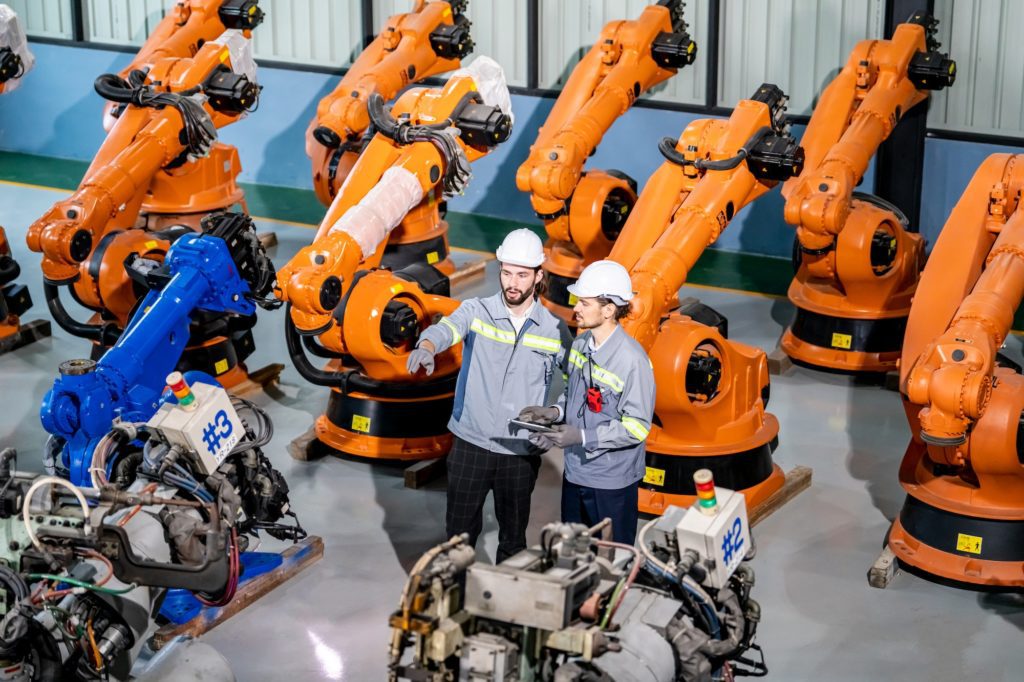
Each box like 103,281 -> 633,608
518,260 -> 655,544
409,229 -> 572,562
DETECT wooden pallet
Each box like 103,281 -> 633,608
151,535 -> 324,649
867,545 -> 900,589
229,363 -> 285,397
766,347 -> 794,377
750,465 -> 813,527
449,257 -> 490,290
0,319 -> 52,354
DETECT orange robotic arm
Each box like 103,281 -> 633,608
515,0 -> 696,322
102,1 -> 263,127
886,155 -> 1024,589
277,73 -> 511,380
619,85 -> 804,349
608,85 -> 803,516
26,35 -> 259,286
783,13 -> 955,251
307,0 -> 473,205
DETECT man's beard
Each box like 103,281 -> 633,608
574,312 -> 599,329
502,283 -> 535,306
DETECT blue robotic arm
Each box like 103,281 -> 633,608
40,212 -> 276,485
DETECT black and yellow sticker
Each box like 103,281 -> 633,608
955,532 -> 982,555
214,358 -> 229,375
831,332 -> 852,350
351,415 -> 371,433
643,466 -> 665,486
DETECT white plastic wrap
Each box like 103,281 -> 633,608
0,4 -> 34,93
453,55 -> 514,125
210,28 -> 258,89
328,166 -> 425,257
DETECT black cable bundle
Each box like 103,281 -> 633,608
94,69 -> 217,160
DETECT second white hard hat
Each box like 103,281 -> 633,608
568,260 -> 635,304
495,228 -> 545,268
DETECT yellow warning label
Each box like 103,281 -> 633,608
568,293 -> 579,306
955,533 -> 982,555
351,415 -> 371,433
219,49 -> 230,63
643,467 -> 665,486
390,284 -> 405,294
144,240 -> 158,250
427,251 -> 440,265
214,359 -> 229,375
831,332 -> 852,349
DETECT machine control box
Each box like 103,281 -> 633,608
147,382 -> 243,475
654,488 -> 751,589
463,549 -> 601,631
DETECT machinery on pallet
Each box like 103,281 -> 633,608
886,154 -> 1024,589
780,12 -> 956,373
278,65 -> 512,461
39,212 -> 278,488
26,24 -> 264,386
307,0 -> 475,273
388,472 -> 766,681
603,84 -> 803,515
0,378 -> 302,682
0,448 -> 234,680
516,0 -> 697,324
0,5 -> 49,354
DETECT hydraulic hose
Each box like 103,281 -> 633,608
284,304 -> 457,398
658,126 -> 772,172
43,281 -> 120,344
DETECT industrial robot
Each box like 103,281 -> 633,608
277,62 -> 512,461
885,154 -> 1024,589
388,472 -> 766,681
38,212 -> 279,488
307,0 -> 474,273
606,84 -> 803,516
516,0 -> 697,324
0,4 -> 48,355
780,12 -> 956,373
0,392 -> 296,682
26,26 -> 263,386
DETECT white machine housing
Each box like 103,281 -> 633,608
663,488 -> 751,589
146,382 -> 243,474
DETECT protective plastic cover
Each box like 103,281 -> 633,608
453,55 -> 514,125
328,166 -> 425,257
0,4 -> 34,92
210,28 -> 258,91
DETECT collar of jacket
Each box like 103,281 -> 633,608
578,324 -> 625,364
482,293 -> 546,325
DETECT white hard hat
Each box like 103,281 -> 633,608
567,260 -> 635,304
495,228 -> 545,268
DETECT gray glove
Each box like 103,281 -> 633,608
518,405 -> 559,425
528,432 -> 555,450
406,346 -> 436,376
548,424 -> 584,448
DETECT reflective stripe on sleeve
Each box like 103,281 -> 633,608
621,416 -> 650,440
439,317 -> 462,344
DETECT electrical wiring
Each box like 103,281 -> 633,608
22,476 -> 91,551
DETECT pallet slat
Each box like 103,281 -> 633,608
152,535 -> 324,649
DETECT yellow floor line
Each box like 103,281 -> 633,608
684,281 -> 787,301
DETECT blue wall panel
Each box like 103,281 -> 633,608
2,43 -> 1019,260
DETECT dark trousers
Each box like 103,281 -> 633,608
561,476 -> 639,545
446,436 -> 541,562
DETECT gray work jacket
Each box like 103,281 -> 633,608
558,326 -> 655,489
419,293 -> 570,455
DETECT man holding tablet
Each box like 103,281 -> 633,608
407,229 -> 570,561
518,260 -> 655,544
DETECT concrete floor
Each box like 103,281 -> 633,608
1,181 -> 1022,681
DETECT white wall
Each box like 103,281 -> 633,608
5,0 -> 75,39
